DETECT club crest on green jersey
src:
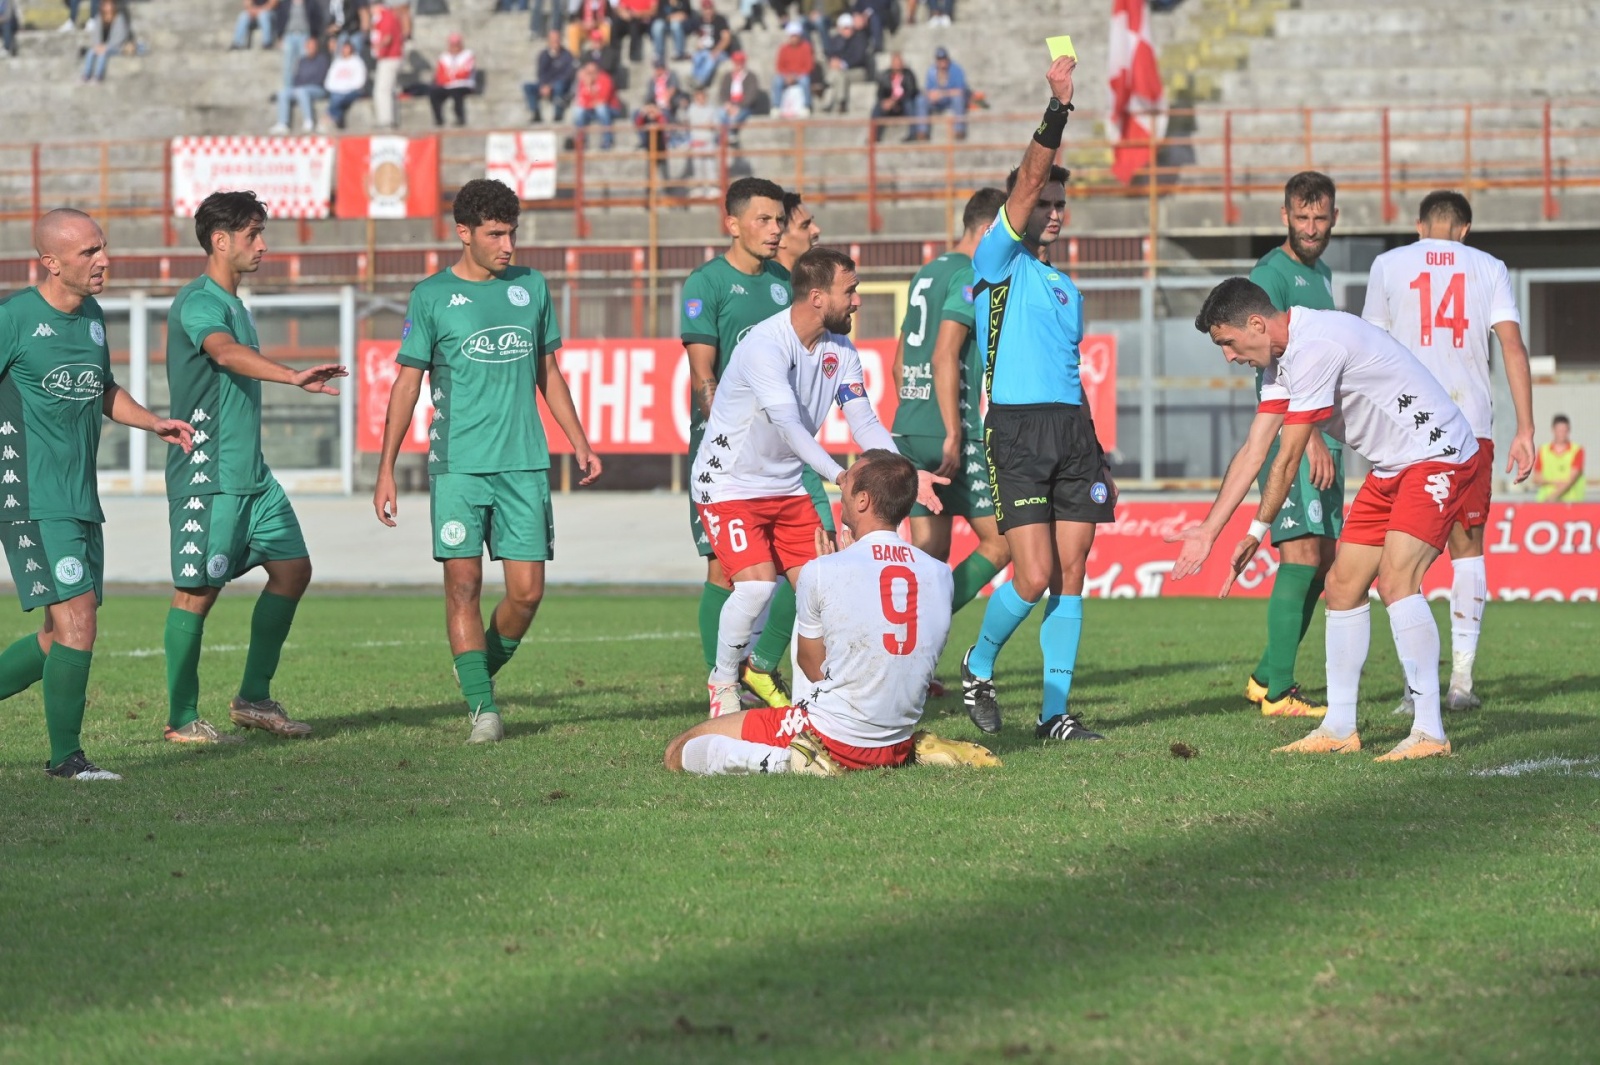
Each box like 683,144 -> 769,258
89,321 -> 105,346
507,285 -> 531,307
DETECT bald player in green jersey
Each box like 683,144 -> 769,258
681,177 -> 833,709
1242,171 -> 1346,719
0,209 -> 193,780
375,179 -> 602,745
162,191 -> 348,745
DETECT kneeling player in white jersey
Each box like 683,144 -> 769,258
689,247 -> 944,718
1362,190 -> 1535,713
665,449 -> 998,775
1179,279 -> 1486,760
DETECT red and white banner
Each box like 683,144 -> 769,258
335,135 -> 440,220
1108,0 -> 1167,185
485,131 -> 559,201
170,136 -> 335,219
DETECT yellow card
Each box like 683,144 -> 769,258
1047,35 -> 1076,60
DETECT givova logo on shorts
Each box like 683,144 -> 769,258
440,520 -> 468,547
460,326 -> 535,364
42,364 -> 104,402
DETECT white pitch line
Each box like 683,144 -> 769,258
105,630 -> 696,659
1471,755 -> 1600,778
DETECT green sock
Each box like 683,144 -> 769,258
238,592 -> 299,703
164,608 -> 206,729
951,552 -> 1002,613
485,619 -> 522,678
749,580 -> 797,673
0,633 -> 47,700
454,650 -> 497,716
698,582 -> 733,673
1300,577 -> 1326,641
1262,562 -> 1318,700
43,643 -> 93,769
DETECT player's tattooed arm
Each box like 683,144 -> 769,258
686,342 -> 719,417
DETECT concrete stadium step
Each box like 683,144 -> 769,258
1218,64 -> 1600,106
1274,5 -> 1600,38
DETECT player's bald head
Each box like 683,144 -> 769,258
33,208 -> 100,258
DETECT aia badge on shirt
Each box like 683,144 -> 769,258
1052,287 -> 1070,306
685,299 -> 704,320
822,353 -> 839,378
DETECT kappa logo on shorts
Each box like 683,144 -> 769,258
207,553 -> 230,580
180,563 -> 198,579
1425,471 -> 1455,510
1307,499 -> 1324,524
775,706 -> 809,739
29,581 -> 48,597
440,520 -> 468,547
1281,517 -> 1299,529
54,556 -> 84,585
507,285 -> 531,307
1090,481 -> 1109,505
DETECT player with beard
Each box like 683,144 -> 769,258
1237,171 -> 1345,719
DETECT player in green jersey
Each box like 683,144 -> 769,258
373,179 -> 601,745
162,192 -> 348,745
1240,172 -> 1344,719
0,209 -> 193,779
772,191 -> 821,277
682,176 -> 823,709
891,188 -> 1011,628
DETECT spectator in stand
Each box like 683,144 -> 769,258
912,45 -> 966,139
80,0 -> 129,83
652,0 -> 691,63
566,0 -> 612,55
572,58 -> 617,149
272,35 -> 331,132
851,0 -> 891,54
369,0 -> 404,128
325,0 -> 367,55
324,38 -> 368,128
578,24 -> 620,77
718,49 -> 758,146
527,0 -> 564,40
0,0 -> 19,58
611,0 -> 654,64
273,0 -> 326,133
390,0 -> 410,40
633,77 -> 678,178
821,11 -> 869,113
524,29 -> 576,122
925,0 -> 953,26
736,0 -> 767,32
231,0 -> 278,49
684,86 -> 720,194
869,51 -> 916,141
429,32 -> 476,127
60,0 -> 85,31
645,55 -> 683,111
688,0 -> 733,88
773,19 -> 814,113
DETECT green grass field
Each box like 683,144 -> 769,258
1,591 -> 1597,1064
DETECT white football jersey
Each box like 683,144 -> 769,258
691,310 -> 867,502
790,530 -> 954,748
1258,308 -> 1479,478
1361,238 -> 1520,439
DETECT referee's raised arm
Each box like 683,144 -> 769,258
1002,56 -> 1076,238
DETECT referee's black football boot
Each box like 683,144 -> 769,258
961,646 -> 1002,734
1035,713 -> 1104,742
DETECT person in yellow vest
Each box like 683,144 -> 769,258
1534,414 -> 1585,502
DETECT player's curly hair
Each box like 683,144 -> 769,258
1194,277 -> 1278,333
851,449 -> 919,526
194,191 -> 267,254
453,179 -> 520,230
725,177 -> 785,219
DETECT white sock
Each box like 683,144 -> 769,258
680,734 -> 791,775
746,592 -> 773,660
1449,555 -> 1485,689
1323,604 -> 1370,738
712,580 -> 776,682
1388,593 -> 1445,741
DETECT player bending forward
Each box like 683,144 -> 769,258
690,247 -> 944,718
1179,279 -> 1485,760
664,449 -> 999,776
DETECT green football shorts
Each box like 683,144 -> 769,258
2,517 -> 103,610
895,434 -> 995,520
1257,435 -> 1345,543
430,470 -> 554,562
170,477 -> 309,588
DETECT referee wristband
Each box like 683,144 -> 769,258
1032,101 -> 1071,149
1248,520 -> 1271,542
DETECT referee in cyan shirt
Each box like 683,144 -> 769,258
959,55 -> 1115,742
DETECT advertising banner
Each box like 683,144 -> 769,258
170,136 -> 335,219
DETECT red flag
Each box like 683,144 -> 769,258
335,135 -> 440,219
1108,0 -> 1167,185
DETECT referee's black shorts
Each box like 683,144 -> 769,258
984,402 -> 1115,532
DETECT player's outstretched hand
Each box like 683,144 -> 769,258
1046,55 -> 1076,106
1220,534 -> 1260,598
1508,430 -> 1536,484
154,418 -> 195,454
1306,435 -> 1335,490
1165,524 -> 1214,581
575,449 -> 603,486
293,364 -> 349,395
915,469 -> 949,514
935,435 -> 961,479
373,473 -> 398,528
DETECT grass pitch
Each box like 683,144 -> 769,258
1,592 -> 1597,1064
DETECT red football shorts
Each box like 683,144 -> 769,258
1455,437 -> 1493,530
1341,446 -> 1487,550
696,495 -> 820,576
739,705 -> 915,770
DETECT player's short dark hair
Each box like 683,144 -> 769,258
791,247 -> 856,299
1418,190 -> 1472,227
453,178 -> 520,229
963,187 -> 1007,233
1553,413 -> 1570,427
1284,171 -> 1336,208
851,449 -> 918,526
194,191 -> 267,253
781,191 -> 805,224
1005,165 -> 1070,194
1194,277 -> 1279,333
725,177 -> 786,218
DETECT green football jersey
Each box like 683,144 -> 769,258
0,287 -> 113,522
891,252 -> 980,441
166,275 -> 272,499
397,265 -> 562,475
680,254 -> 793,391
1251,246 -> 1341,450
